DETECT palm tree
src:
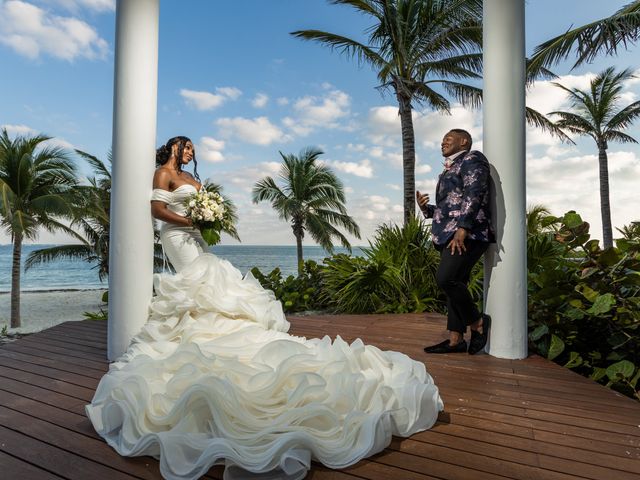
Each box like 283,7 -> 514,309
25,150 -> 111,280
26,150 -> 175,280
292,0 -> 484,224
0,129 -> 79,328
252,147 -> 361,274
549,67 -> 640,249
530,1 -> 640,72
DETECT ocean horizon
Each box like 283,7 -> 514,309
0,244 -> 366,293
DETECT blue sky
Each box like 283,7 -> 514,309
1,0 -> 639,246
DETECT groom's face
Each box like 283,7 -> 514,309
441,132 -> 467,158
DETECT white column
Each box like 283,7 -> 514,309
483,0 -> 528,359
108,0 -> 159,360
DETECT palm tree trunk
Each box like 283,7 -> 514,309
295,233 -> 304,275
397,91 -> 416,225
11,232 -> 23,328
598,143 -> 613,249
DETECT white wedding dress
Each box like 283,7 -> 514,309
86,184 -> 444,480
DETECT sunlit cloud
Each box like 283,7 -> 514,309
0,0 -> 109,61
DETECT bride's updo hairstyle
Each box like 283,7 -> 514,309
156,136 -> 200,181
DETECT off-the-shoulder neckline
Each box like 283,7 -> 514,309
153,183 -> 202,194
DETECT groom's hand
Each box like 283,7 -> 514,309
448,228 -> 467,255
416,190 -> 429,207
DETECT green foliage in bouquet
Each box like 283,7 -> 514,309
186,183 -> 240,246
528,210 -> 640,400
251,260 -> 330,313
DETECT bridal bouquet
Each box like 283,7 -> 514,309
184,183 -> 239,245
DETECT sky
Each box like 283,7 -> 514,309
1,0 -> 639,246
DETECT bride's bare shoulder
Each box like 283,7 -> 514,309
153,167 -> 174,189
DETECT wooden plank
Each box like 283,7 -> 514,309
31,331 -> 106,350
1,343 -> 108,372
2,316 -> 640,480
427,421 -> 640,469
0,356 -> 99,389
387,437 -> 586,480
405,428 -> 640,479
0,451 -> 65,479
0,405 -> 163,479
0,350 -> 104,379
12,336 -> 107,362
0,364 -> 95,402
0,425 -> 141,480
0,375 -> 89,416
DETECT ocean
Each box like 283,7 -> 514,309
0,244 -> 365,293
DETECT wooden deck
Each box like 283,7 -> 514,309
1,313 -> 639,479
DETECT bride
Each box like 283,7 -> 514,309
86,136 -> 444,480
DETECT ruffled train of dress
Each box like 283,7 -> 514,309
86,254 -> 443,480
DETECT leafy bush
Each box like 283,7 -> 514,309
321,217 -> 480,314
528,211 -> 640,400
251,259 -> 329,313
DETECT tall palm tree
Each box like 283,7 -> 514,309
549,67 -> 640,249
0,129 -> 79,328
530,1 -> 640,72
252,147 -> 361,274
292,0 -> 484,224
25,150 -> 111,280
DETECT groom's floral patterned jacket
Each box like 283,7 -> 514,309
420,150 -> 495,246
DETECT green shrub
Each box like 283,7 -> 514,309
251,259 -> 329,313
321,217 -> 467,314
528,211 -> 640,400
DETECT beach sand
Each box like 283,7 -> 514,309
0,289 -> 107,334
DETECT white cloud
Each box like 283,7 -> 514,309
526,149 -> 640,242
276,97 -> 289,106
216,87 -> 242,100
347,143 -> 366,152
284,89 -> 351,137
326,158 -> 374,178
0,124 -> 74,150
180,87 -> 241,111
251,93 -> 269,108
40,0 -> 115,12
416,163 -> 432,174
216,116 -> 290,146
199,136 -> 225,163
366,104 -> 481,150
44,136 -> 74,150
386,183 -> 401,191
0,0 -> 109,61
1,123 -> 37,136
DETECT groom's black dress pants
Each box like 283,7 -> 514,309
435,239 -> 489,334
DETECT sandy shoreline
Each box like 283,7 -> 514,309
0,289 -> 108,334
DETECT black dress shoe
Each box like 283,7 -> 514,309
468,314 -> 491,355
424,339 -> 468,354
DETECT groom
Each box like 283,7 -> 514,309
417,129 -> 494,354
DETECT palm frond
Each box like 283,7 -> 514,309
604,130 -> 639,144
25,244 -> 94,270
526,107 -> 575,143
530,1 -> 640,71
290,30 -> 387,70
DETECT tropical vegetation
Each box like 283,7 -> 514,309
0,129 -> 79,328
252,147 -> 361,274
292,0 -> 484,224
530,1 -> 640,72
550,67 -> 640,249
527,209 -> 640,401
25,150 -> 112,280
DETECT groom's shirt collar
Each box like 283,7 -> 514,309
446,149 -> 468,163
